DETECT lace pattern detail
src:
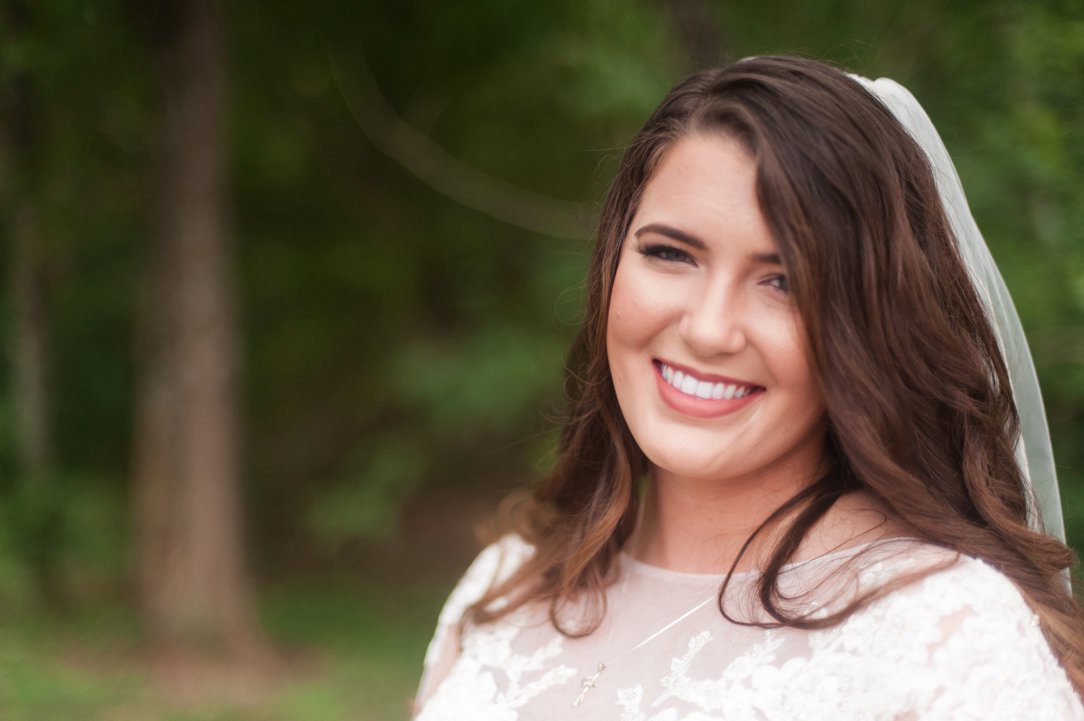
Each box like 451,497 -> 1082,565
415,538 -> 1083,721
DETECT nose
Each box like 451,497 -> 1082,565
678,278 -> 748,357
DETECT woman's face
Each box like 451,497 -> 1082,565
606,133 -> 827,489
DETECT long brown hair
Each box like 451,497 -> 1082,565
469,56 -> 1084,693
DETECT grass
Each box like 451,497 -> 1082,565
0,581 -> 448,721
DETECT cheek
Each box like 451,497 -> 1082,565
753,314 -> 825,416
762,316 -> 814,379
607,264 -> 655,401
777,333 -> 825,409
607,263 -> 670,350
607,267 -> 633,352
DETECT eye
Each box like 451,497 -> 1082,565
762,274 -> 790,293
638,243 -> 694,264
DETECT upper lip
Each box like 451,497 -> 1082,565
654,358 -> 761,388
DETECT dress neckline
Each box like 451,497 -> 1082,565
618,536 -> 920,582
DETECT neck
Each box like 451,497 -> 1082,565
628,466 -> 811,574
627,457 -> 903,574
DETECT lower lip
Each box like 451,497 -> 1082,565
654,363 -> 761,419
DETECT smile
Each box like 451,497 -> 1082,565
657,361 -> 759,399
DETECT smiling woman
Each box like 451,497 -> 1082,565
411,56 -> 1084,720
607,136 -> 837,575
608,136 -> 827,548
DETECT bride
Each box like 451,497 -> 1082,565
411,56 -> 1084,720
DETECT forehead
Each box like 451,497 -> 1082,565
633,134 -> 773,251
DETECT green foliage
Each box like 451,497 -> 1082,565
305,438 -> 425,544
393,324 -> 568,433
0,584 -> 442,720
265,582 -> 443,720
2,0 -> 1084,622
0,473 -> 126,608
0,477 -> 66,582
0,603 -> 144,720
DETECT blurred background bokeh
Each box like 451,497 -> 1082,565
1,0 -> 1083,718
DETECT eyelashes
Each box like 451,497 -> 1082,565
636,242 -> 790,294
638,243 -> 693,264
763,275 -> 790,293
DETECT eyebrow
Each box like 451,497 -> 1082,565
635,223 -> 707,250
633,223 -> 783,265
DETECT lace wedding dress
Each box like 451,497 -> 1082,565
414,536 -> 1082,721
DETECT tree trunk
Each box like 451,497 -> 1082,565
10,210 -> 50,478
2,0 -> 62,606
132,0 -> 263,654
4,0 -> 50,478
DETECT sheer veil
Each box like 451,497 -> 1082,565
850,74 -> 1065,542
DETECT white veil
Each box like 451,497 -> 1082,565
850,75 -> 1065,542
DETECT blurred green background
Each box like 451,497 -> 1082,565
1,0 -> 1083,718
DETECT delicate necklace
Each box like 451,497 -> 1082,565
572,591 -> 717,707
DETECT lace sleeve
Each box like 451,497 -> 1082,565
413,535 -> 533,712
893,558 -> 1082,720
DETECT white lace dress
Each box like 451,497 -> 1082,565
414,536 -> 1083,721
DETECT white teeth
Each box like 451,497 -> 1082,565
659,362 -> 757,401
680,375 -> 698,395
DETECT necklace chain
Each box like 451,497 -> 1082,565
572,593 -> 716,707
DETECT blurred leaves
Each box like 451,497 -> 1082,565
393,325 -> 568,434
2,0 -> 1084,591
306,438 -> 425,544
0,471 -> 125,610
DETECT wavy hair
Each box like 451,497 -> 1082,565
468,56 -> 1084,694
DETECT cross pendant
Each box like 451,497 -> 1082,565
573,663 -> 606,707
